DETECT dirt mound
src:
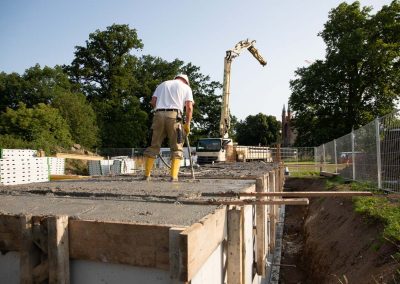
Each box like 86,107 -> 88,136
280,177 -> 400,284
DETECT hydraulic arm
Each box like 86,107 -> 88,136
219,39 -> 267,138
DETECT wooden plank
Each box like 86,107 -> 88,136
255,176 -> 266,276
195,176 -> 259,180
242,205 -> 253,284
227,206 -> 243,284
33,260 -> 49,283
50,175 -> 91,181
179,198 -> 309,206
269,171 -> 276,252
320,171 -> 339,177
48,215 -> 70,284
69,220 -> 170,270
206,191 -> 373,197
169,227 -> 188,284
179,207 -> 227,282
55,153 -> 104,160
0,214 -> 21,252
20,215 -> 35,283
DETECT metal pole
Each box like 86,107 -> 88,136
334,139 -> 338,174
375,118 -> 382,189
351,130 -> 356,180
322,144 -> 326,172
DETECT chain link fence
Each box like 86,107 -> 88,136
316,109 -> 400,193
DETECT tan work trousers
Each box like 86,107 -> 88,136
144,111 -> 184,159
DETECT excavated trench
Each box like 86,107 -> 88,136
279,177 -> 400,284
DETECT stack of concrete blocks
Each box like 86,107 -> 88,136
47,157 -> 65,175
0,149 -> 49,185
88,157 -> 135,176
156,147 -> 193,168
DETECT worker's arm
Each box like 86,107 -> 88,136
150,96 -> 157,109
184,100 -> 193,134
185,100 -> 193,124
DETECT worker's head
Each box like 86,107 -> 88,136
174,74 -> 190,86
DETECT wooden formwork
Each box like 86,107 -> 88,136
0,164 -> 287,284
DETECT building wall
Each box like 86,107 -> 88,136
0,251 -> 19,284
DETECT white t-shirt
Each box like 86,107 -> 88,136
153,79 -> 194,112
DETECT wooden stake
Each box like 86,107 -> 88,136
255,176 -> 266,276
227,206 -> 243,284
48,215 -> 70,284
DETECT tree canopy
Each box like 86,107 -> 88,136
0,24 -> 224,151
0,103 -> 73,153
235,113 -> 280,146
290,0 -> 400,146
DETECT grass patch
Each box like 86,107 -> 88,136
320,177 -> 400,242
353,196 -> 400,242
288,171 -> 320,177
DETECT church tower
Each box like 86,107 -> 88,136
281,103 -> 296,147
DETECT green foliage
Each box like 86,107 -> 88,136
353,196 -> 400,242
235,113 -> 280,146
0,72 -> 25,111
0,24 -> 224,150
52,92 -> 99,148
290,1 -> 400,146
0,103 -> 73,153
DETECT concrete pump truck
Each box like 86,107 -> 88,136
196,39 -> 267,164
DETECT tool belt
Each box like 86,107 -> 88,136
155,109 -> 180,113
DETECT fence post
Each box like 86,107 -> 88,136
351,129 -> 356,180
375,118 -> 382,189
322,144 -> 326,172
334,139 -> 338,174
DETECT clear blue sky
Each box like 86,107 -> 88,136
0,0 -> 392,121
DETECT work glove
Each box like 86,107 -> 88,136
183,123 -> 190,134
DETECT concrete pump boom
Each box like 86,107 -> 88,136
219,39 -> 267,138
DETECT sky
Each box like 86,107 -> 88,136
0,0 -> 393,121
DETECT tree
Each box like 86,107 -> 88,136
65,24 -> 149,147
290,1 -> 400,146
0,103 -> 73,153
66,24 -> 223,147
235,113 -> 280,146
52,92 -> 99,148
0,72 -> 25,112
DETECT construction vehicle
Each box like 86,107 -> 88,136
196,39 -> 267,164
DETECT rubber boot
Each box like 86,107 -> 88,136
170,158 -> 181,182
143,157 -> 155,181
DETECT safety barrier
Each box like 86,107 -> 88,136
316,109 -> 400,193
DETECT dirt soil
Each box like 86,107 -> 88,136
280,177 -> 400,284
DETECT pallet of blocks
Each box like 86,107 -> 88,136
47,157 -> 65,175
0,149 -> 49,185
88,157 -> 135,176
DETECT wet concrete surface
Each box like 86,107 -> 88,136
0,194 -> 218,226
0,162 -> 275,226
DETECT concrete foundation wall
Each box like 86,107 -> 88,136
0,252 -> 170,284
71,260 -> 169,284
191,242 -> 226,284
0,251 -> 19,284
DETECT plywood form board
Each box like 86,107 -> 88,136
0,214 -> 22,252
179,207 -> 227,282
69,220 -> 171,270
227,206 -> 243,284
255,175 -> 267,276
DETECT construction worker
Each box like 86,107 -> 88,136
143,74 -> 194,181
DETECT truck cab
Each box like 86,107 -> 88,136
196,138 -> 233,164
